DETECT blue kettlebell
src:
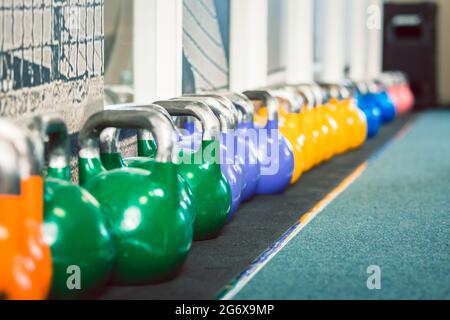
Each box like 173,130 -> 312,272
372,90 -> 397,123
355,86 -> 382,139
242,90 -> 294,195
219,92 -> 261,202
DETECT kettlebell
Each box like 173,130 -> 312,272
100,104 -> 196,227
153,100 -> 232,234
190,93 -> 248,195
24,114 -> 116,299
174,96 -> 243,218
0,121 -> 51,300
294,85 -> 321,171
316,84 -> 347,157
339,84 -> 368,150
355,81 -> 382,139
101,102 -> 231,240
397,72 -> 414,113
218,92 -> 261,202
78,109 -> 193,284
269,89 -> 305,184
242,90 -> 295,194
380,72 -> 402,115
324,84 -> 367,152
310,84 -> 338,164
0,139 -> 36,300
368,80 -> 397,124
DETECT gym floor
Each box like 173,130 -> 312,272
97,109 -> 450,300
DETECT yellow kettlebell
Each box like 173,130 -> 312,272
335,85 -> 367,151
296,105 -> 314,173
253,101 -> 268,128
319,103 -> 339,162
345,97 -> 367,149
294,85 -> 321,172
329,97 -> 352,155
323,98 -> 345,156
275,93 -> 305,184
310,84 -> 340,165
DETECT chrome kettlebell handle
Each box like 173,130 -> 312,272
309,84 -> 327,105
0,119 -> 40,178
320,83 -> 343,100
355,81 -> 370,95
242,90 -> 278,121
0,139 -> 21,195
191,94 -> 240,126
294,85 -> 316,108
26,114 -> 70,174
79,109 -> 176,163
173,96 -> 236,132
217,92 -> 255,123
269,90 -> 304,113
101,103 -> 177,153
106,103 -> 173,120
153,100 -> 221,141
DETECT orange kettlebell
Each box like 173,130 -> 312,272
0,140 -> 24,299
0,121 -> 52,300
0,139 -> 46,300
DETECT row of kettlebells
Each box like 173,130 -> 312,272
354,71 -> 415,138
0,79 -> 412,300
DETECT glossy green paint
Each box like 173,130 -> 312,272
124,157 -> 196,224
79,157 -> 106,186
79,158 -> 193,284
43,177 -> 115,299
101,150 -> 196,224
101,152 -> 126,171
47,166 -> 71,182
138,139 -> 157,158
137,140 -> 232,240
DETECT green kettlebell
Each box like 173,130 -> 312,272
99,103 -> 195,224
102,101 -> 231,240
78,109 -> 193,284
144,100 -> 232,240
24,114 -> 116,299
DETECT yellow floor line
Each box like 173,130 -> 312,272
299,162 -> 368,225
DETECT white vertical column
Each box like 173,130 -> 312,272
349,0 -> 368,81
315,0 -> 346,83
133,0 -> 182,103
285,0 -> 314,84
366,0 -> 384,79
229,0 -> 268,92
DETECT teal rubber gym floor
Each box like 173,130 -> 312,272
225,111 -> 450,300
